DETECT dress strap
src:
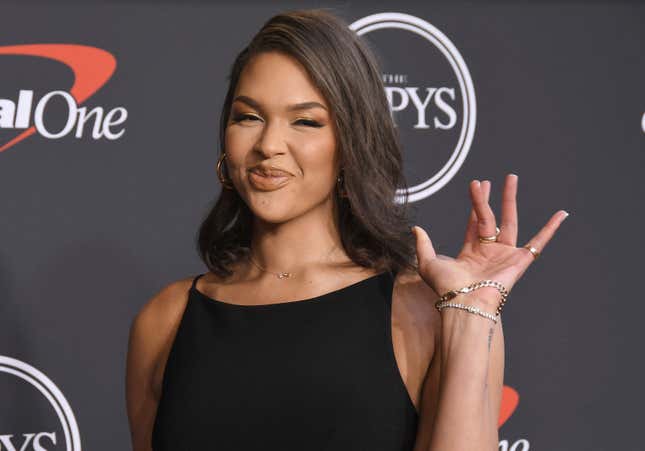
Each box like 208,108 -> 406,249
190,273 -> 206,291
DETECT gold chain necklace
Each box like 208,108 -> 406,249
248,244 -> 340,280
248,256 -> 293,279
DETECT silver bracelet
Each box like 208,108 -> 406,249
435,301 -> 499,324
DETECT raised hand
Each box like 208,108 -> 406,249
412,174 -> 568,308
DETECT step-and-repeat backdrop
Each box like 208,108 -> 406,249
1,1 -> 643,450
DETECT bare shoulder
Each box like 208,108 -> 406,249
131,276 -> 195,336
125,275 -> 196,450
127,275 -> 197,395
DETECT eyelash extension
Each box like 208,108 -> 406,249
231,113 -> 323,128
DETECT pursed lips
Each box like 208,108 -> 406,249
249,168 -> 293,177
247,167 -> 294,191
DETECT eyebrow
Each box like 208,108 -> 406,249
233,95 -> 328,112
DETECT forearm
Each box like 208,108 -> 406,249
428,289 -> 502,451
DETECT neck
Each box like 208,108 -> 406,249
247,197 -> 349,278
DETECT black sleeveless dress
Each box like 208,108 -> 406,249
151,270 -> 418,450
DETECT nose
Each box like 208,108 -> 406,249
254,119 -> 287,158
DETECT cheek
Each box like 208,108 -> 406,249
224,127 -> 253,172
296,137 -> 337,185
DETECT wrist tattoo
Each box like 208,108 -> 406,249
487,326 -> 494,351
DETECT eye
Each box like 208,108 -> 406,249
294,118 -> 323,128
232,113 -> 262,123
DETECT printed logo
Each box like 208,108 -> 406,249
0,44 -> 127,153
499,385 -> 530,450
499,385 -> 519,427
350,12 -> 476,203
0,355 -> 81,450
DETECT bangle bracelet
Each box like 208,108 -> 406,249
436,280 -> 509,316
435,301 -> 498,324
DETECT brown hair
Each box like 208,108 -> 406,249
197,8 -> 417,278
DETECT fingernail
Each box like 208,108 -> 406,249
562,210 -> 570,219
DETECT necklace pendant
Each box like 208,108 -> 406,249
277,272 -> 292,279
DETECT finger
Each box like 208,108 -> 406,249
464,208 -> 478,243
482,179 -> 491,203
464,180 -> 490,244
412,225 -> 437,269
469,180 -> 498,240
521,210 -> 569,263
497,174 -> 518,246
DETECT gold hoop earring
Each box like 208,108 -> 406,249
216,152 -> 235,189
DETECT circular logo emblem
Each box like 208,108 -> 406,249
350,12 -> 477,203
0,355 -> 81,451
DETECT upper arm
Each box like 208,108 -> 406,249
125,278 -> 192,451
412,307 -> 442,451
390,268 -> 442,451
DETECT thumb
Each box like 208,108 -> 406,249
411,225 -> 436,262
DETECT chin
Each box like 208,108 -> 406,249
250,209 -> 298,225
244,197 -> 298,225
242,186 -> 334,225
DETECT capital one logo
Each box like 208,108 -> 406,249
0,355 -> 81,450
350,13 -> 476,203
0,44 -> 127,153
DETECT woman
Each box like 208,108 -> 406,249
125,8 -> 568,451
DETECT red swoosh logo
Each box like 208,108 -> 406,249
0,44 -> 116,153
499,385 -> 520,427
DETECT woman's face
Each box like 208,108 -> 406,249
224,51 -> 339,224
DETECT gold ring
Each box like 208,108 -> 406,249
479,226 -> 501,244
523,244 -> 540,259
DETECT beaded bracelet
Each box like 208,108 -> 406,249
435,280 -> 510,317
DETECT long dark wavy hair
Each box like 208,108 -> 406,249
197,8 -> 417,279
